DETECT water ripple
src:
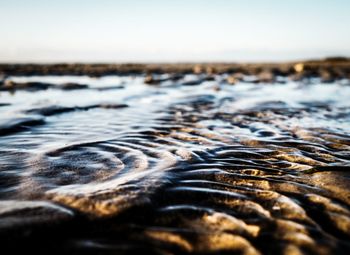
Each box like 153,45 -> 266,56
0,76 -> 349,254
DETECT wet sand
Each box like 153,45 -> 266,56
0,59 -> 350,254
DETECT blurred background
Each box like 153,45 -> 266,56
1,0 -> 350,63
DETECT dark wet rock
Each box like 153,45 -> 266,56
0,116 -> 45,136
59,83 -> 89,90
0,81 -> 54,91
0,103 -> 11,107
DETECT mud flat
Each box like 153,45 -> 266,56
0,59 -> 350,254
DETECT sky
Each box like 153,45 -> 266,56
0,0 -> 350,63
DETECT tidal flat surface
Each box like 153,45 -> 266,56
0,73 -> 350,254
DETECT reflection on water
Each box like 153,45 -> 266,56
1,74 -> 350,254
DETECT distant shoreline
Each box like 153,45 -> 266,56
0,57 -> 349,80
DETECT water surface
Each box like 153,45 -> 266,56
1,75 -> 350,254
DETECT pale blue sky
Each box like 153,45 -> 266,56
1,0 -> 350,62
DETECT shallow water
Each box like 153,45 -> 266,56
1,75 -> 350,254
